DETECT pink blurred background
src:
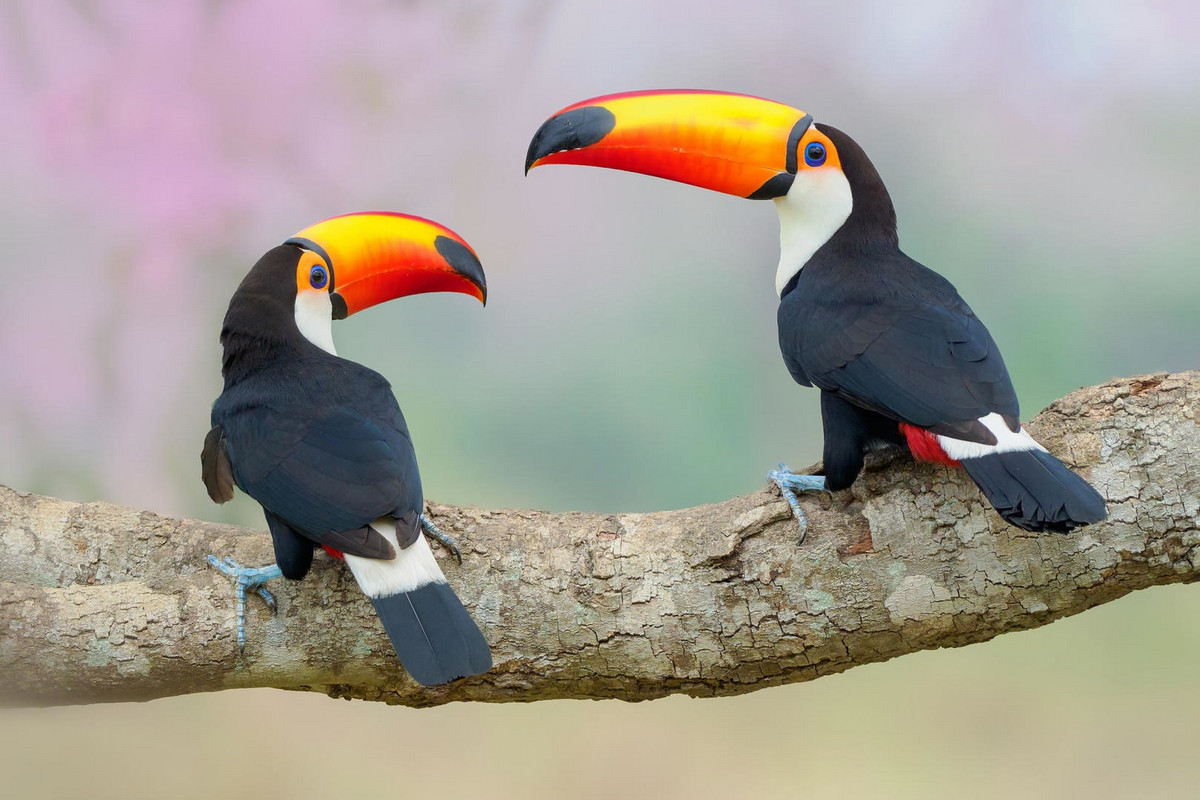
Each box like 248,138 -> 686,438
1,2 -> 1198,797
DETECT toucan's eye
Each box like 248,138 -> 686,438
309,265 -> 328,290
804,142 -> 827,168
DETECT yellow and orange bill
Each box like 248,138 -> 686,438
288,212 -> 486,317
526,89 -> 814,199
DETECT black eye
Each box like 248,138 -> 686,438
309,265 -> 328,289
804,142 -> 827,167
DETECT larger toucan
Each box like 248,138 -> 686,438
526,90 -> 1106,534
202,211 -> 492,685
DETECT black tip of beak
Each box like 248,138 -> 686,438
434,235 -> 488,304
525,105 -> 617,174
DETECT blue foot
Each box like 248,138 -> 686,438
768,464 -> 829,545
206,555 -> 283,652
420,514 -> 462,565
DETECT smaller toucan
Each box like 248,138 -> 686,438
526,90 -> 1106,535
202,212 -> 492,685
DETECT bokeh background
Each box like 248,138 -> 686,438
2,1 -> 1199,797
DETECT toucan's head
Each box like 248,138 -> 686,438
526,90 -> 895,296
221,212 -> 486,366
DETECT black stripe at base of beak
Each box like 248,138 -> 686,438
747,173 -> 796,200
746,113 -> 813,200
331,292 -> 349,320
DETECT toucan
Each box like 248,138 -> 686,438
526,90 -> 1106,535
202,211 -> 492,685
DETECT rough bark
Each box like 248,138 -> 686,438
1,371 -> 1196,707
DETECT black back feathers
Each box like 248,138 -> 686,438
780,248 -> 1019,440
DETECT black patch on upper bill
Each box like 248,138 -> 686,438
434,235 -> 487,303
525,105 -> 617,173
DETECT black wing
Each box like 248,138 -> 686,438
201,425 -> 235,503
212,364 -> 423,552
780,251 -> 1019,442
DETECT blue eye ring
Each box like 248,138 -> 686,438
804,142 -> 827,167
309,265 -> 328,290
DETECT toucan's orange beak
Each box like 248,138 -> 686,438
287,212 -> 486,318
526,90 -> 812,199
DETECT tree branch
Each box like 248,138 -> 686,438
2,371 -> 1197,707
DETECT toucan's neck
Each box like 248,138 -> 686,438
773,170 -> 854,296
218,245 -> 333,387
219,291 -> 310,386
775,123 -> 899,298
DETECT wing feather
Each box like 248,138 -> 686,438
211,359 -> 423,550
200,425 -> 235,503
781,251 -> 1019,443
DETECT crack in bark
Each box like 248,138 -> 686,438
0,371 -> 1197,707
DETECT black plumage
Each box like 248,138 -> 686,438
205,246 -> 422,559
962,450 -> 1106,533
779,127 -> 1018,478
372,583 -> 493,686
203,243 -> 490,683
781,248 -> 1018,439
777,125 -> 1104,530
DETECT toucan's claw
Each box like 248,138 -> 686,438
206,555 -> 284,652
768,464 -> 828,545
255,585 -> 277,613
420,514 -> 462,565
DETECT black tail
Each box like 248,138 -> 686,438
961,449 -> 1107,533
371,583 -> 493,686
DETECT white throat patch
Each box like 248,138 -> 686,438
772,167 -> 853,296
294,289 -> 337,355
